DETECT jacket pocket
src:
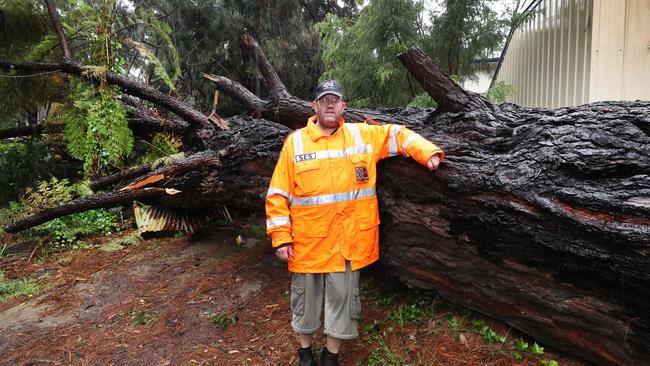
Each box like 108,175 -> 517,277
295,160 -> 324,195
349,153 -> 369,165
357,199 -> 380,230
292,206 -> 332,238
349,153 -> 372,185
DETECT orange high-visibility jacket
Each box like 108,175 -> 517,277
265,116 -> 444,273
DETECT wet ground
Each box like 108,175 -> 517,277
0,220 -> 590,365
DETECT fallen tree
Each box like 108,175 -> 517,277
1,7 -> 648,364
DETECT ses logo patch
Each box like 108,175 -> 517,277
295,153 -> 316,163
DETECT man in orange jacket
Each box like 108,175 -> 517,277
265,79 -> 444,366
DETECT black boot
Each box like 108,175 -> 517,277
298,346 -> 315,366
320,347 -> 339,366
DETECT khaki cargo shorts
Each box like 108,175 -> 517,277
290,261 -> 361,339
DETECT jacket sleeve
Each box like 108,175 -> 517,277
365,121 -> 445,165
265,135 -> 295,248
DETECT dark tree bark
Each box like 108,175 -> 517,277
398,47 -> 495,113
2,33 -> 648,366
90,163 -> 154,191
43,0 -> 71,59
4,187 -> 167,232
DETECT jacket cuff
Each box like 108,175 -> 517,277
428,149 -> 445,162
271,231 -> 293,248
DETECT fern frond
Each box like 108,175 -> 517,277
122,37 -> 176,91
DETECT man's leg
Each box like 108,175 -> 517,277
291,272 -> 324,365
299,333 -> 313,348
325,336 -> 342,353
322,260 -> 361,363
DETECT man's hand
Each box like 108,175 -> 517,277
275,244 -> 294,262
426,154 -> 441,171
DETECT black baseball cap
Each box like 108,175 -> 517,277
314,79 -> 344,100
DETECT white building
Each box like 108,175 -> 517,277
494,0 -> 650,108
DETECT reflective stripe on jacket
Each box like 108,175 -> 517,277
265,116 -> 445,273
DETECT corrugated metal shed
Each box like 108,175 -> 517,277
133,202 -> 209,235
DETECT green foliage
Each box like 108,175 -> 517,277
317,0 -> 508,108
208,311 -> 238,329
63,81 -> 133,176
424,0 -> 508,78
5,177 -> 121,248
387,298 -> 435,325
316,0 -> 425,107
129,308 -> 158,325
245,224 -> 266,239
447,314 -> 468,335
367,337 -> 411,366
407,93 -> 438,108
516,338 -> 529,351
531,342 -> 545,355
540,360 -> 559,366
0,201 -> 29,235
0,270 -> 41,302
0,140 -> 48,206
24,177 -> 75,209
363,319 -> 383,341
360,277 -> 397,306
485,80 -> 516,103
123,10 -> 181,91
35,208 -> 119,249
0,0 -> 57,123
99,232 -> 142,252
471,319 -> 506,344
139,133 -> 182,164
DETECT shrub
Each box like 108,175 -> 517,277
0,270 -> 41,302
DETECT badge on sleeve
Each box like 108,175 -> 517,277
355,166 -> 369,181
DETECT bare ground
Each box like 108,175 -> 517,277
0,219 -> 591,366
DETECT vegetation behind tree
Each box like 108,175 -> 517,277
0,0 -> 510,201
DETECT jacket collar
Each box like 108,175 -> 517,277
306,115 -> 345,141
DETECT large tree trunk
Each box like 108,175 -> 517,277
2,31 -> 648,366
376,102 -> 649,366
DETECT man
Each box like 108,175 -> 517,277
265,79 -> 444,366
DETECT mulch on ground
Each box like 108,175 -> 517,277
0,220 -> 590,366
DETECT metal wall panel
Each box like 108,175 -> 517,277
497,0 -> 649,107
621,0 -> 650,100
496,0 -> 594,107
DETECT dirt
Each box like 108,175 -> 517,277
0,220 -> 591,366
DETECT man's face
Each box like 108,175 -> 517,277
312,94 -> 345,130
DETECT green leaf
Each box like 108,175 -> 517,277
540,360 -> 558,366
531,342 -> 545,355
516,338 -> 529,351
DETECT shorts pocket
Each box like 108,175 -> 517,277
350,287 -> 361,320
291,285 -> 306,316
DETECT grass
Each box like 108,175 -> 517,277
208,311 -> 238,329
0,270 -> 42,302
355,270 -> 565,366
129,308 -> 158,325
365,337 -> 412,366
387,297 -> 436,326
